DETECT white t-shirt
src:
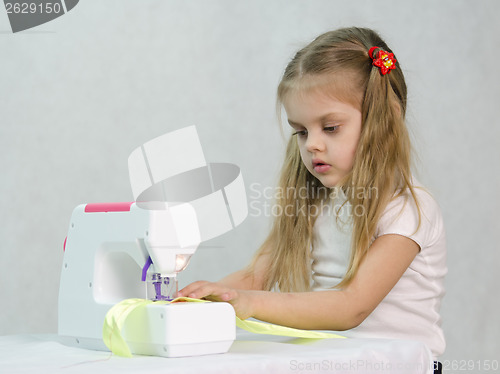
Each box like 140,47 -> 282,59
311,185 -> 447,358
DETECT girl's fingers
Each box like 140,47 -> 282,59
177,281 -> 206,297
191,283 -> 229,300
179,284 -> 249,320
178,281 -> 235,301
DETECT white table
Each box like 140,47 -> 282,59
0,329 -> 433,374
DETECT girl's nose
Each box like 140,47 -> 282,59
305,131 -> 325,152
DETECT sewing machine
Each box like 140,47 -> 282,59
58,126 -> 248,357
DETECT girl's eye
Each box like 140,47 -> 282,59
292,126 -> 339,137
324,126 -> 339,133
292,130 -> 307,137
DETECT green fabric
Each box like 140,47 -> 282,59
102,297 -> 345,357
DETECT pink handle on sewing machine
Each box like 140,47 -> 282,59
84,202 -> 134,213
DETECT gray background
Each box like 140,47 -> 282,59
1,0 -> 499,366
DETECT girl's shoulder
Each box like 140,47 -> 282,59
375,182 -> 444,249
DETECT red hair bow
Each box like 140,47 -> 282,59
369,47 -> 396,75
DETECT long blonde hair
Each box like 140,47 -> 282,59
251,27 -> 420,291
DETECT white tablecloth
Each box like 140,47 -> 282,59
0,329 -> 433,374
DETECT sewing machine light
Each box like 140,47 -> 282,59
175,254 -> 192,273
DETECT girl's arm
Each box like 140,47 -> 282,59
178,234 -> 419,330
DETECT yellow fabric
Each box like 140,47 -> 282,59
102,297 -> 345,357
102,298 -> 166,357
235,318 -> 345,339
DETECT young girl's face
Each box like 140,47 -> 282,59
284,88 -> 362,188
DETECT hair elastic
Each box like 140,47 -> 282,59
368,46 -> 396,75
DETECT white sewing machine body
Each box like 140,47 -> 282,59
59,126 -> 247,358
58,202 -> 236,358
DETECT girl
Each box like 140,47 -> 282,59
178,27 -> 447,365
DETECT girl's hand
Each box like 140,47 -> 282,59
177,281 -> 254,320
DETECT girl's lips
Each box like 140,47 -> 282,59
313,164 -> 331,173
312,159 -> 331,173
